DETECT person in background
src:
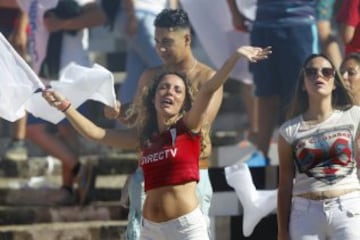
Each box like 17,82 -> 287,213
340,52 -> 360,105
340,52 -> 360,178
315,0 -> 342,68
277,53 -> 360,240
336,0 -> 360,55
25,0 -> 106,205
0,0 -> 29,161
113,0 -> 177,107
44,45 -> 270,240
218,0 -> 258,143
244,0 -> 318,163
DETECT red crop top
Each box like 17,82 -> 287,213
140,119 -> 201,192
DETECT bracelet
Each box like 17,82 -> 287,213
58,99 -> 71,112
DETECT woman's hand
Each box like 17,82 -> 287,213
104,100 -> 121,119
42,89 -> 71,112
237,46 -> 272,62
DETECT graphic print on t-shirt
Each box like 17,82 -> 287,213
294,125 -> 355,185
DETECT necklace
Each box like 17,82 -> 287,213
164,58 -> 198,75
186,59 -> 198,75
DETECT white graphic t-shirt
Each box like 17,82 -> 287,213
279,106 -> 360,195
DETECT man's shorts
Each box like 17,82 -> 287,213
27,102 -> 89,126
250,23 -> 318,106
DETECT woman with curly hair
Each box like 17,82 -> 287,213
42,45 -> 270,240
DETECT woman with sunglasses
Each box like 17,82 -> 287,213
277,53 -> 360,240
41,45 -> 270,240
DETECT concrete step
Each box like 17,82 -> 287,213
0,201 -> 127,225
0,166 -> 130,204
0,174 -> 128,190
0,220 -> 127,240
0,153 -> 138,178
0,186 -> 124,205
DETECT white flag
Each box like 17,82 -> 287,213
0,33 -> 45,122
25,63 -> 117,124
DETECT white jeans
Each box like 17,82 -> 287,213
140,207 -> 209,240
290,191 -> 360,240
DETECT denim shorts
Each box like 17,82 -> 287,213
0,28 -> 11,38
126,167 -> 145,240
250,23 -> 318,105
140,207 -> 209,240
27,102 -> 89,125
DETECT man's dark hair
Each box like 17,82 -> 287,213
154,9 -> 191,30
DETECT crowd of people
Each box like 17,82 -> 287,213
2,0 -> 360,239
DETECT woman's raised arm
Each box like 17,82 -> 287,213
184,45 -> 271,132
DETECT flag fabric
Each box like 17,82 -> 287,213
25,63 -> 117,124
3,0 -> 117,124
0,33 -> 45,122
16,0 -> 59,74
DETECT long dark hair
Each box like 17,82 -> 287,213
136,71 -> 194,147
286,53 -> 354,119
342,52 -> 360,67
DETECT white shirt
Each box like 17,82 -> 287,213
60,0 -> 94,74
135,0 -> 168,14
280,106 -> 360,195
17,0 -> 95,76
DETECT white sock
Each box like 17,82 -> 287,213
225,162 -> 277,237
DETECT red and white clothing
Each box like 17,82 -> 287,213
280,106 -> 360,239
337,0 -> 360,54
140,119 -> 201,192
279,106 -> 360,196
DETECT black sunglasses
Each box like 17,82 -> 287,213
304,67 -> 335,79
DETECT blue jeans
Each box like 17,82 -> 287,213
114,10 -> 162,104
0,28 -> 11,38
126,167 -> 145,240
196,169 -> 213,237
126,168 -> 213,240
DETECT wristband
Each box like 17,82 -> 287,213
58,99 -> 71,112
